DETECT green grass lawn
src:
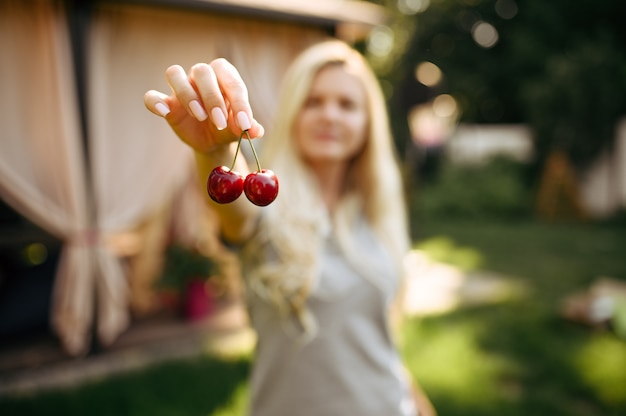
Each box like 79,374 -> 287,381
0,353 -> 252,416
1,219 -> 625,415
405,219 -> 626,416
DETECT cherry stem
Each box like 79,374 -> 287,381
243,130 -> 262,172
230,132 -> 243,171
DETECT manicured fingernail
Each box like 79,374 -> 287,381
155,102 -> 170,117
236,111 -> 251,131
189,100 -> 208,121
210,107 -> 227,130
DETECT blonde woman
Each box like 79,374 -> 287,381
145,39 -> 435,416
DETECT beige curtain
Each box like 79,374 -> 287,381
1,0 -> 328,356
92,3 -> 328,129
0,0 -> 96,355
86,5 -> 196,348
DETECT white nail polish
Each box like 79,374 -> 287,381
236,111 -> 251,131
211,107 -> 227,130
155,102 -> 170,117
189,100 -> 208,121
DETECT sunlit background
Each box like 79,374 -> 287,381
1,0 -> 626,415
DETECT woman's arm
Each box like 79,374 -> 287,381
406,368 -> 438,416
391,274 -> 438,416
144,59 -> 263,243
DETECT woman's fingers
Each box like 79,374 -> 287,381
189,63 -> 228,130
156,60 -> 263,138
143,89 -> 171,118
165,64 -> 209,122
209,58 -> 260,136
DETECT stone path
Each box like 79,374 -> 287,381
0,298 -> 251,397
402,250 -> 527,316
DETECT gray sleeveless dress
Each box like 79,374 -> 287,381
242,217 -> 417,416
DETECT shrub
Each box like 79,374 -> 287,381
411,156 -> 532,221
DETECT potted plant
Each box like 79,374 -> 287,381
158,243 -> 218,321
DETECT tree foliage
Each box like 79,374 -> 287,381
375,0 -> 626,173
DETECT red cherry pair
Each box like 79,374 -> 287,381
207,130 -> 279,206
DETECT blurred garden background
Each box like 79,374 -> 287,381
2,0 -> 626,415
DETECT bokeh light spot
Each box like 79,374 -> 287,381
433,94 -> 458,118
472,21 -> 499,48
415,61 -> 442,87
398,0 -> 430,15
495,0 -> 518,20
23,242 -> 48,266
367,25 -> 394,57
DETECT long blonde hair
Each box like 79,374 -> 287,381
243,39 -> 409,336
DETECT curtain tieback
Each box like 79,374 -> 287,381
70,229 -> 100,247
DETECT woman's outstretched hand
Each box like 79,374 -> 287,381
144,58 -> 264,152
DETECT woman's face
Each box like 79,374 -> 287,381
294,65 -> 368,167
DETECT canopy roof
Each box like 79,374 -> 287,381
122,0 -> 387,39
